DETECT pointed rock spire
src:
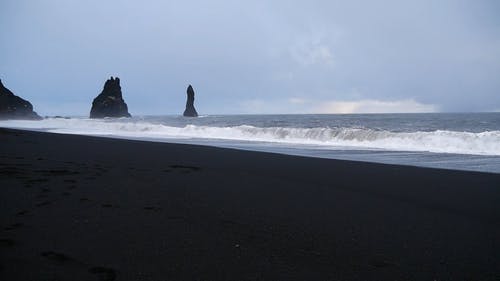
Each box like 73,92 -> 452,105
183,84 -> 198,117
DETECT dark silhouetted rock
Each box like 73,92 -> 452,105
183,85 -> 198,117
90,77 -> 131,118
0,79 -> 42,120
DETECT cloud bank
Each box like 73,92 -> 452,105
315,99 -> 438,114
240,98 -> 437,114
0,0 -> 499,115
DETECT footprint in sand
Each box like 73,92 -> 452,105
143,206 -> 162,211
4,223 -> 23,231
35,200 -> 52,207
27,178 -> 49,184
0,238 -> 15,247
101,204 -> 116,208
36,193 -> 49,199
16,210 -> 29,216
0,167 -> 22,176
169,165 -> 202,174
41,251 -> 117,281
41,251 -> 73,263
39,169 -> 79,176
15,174 -> 29,180
88,266 -> 117,281
370,258 -> 399,269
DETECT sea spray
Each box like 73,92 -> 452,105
1,116 -> 500,156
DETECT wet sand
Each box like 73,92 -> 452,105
1,128 -> 499,280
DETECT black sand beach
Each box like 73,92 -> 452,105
1,128 -> 499,280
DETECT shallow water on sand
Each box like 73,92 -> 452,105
2,113 -> 500,173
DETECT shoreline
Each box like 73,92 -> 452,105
1,128 -> 499,280
2,124 -> 500,175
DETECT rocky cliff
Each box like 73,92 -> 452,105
0,79 -> 41,120
90,77 -> 131,118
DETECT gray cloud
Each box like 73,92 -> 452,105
1,0 -> 499,115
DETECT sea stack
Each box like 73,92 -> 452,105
0,79 -> 41,120
183,85 -> 198,117
90,77 -> 131,118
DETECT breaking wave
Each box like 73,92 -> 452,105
1,118 -> 500,156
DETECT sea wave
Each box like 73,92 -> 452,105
1,118 -> 500,156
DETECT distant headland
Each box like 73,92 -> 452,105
0,79 -> 41,120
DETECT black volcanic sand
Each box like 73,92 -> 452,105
1,128 -> 499,280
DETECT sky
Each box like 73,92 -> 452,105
1,0 -> 499,115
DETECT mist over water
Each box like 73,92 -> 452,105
2,113 -> 500,173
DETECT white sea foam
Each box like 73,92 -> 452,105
1,118 -> 500,156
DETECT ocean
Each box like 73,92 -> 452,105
1,113 -> 500,174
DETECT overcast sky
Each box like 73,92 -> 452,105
1,0 -> 499,115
